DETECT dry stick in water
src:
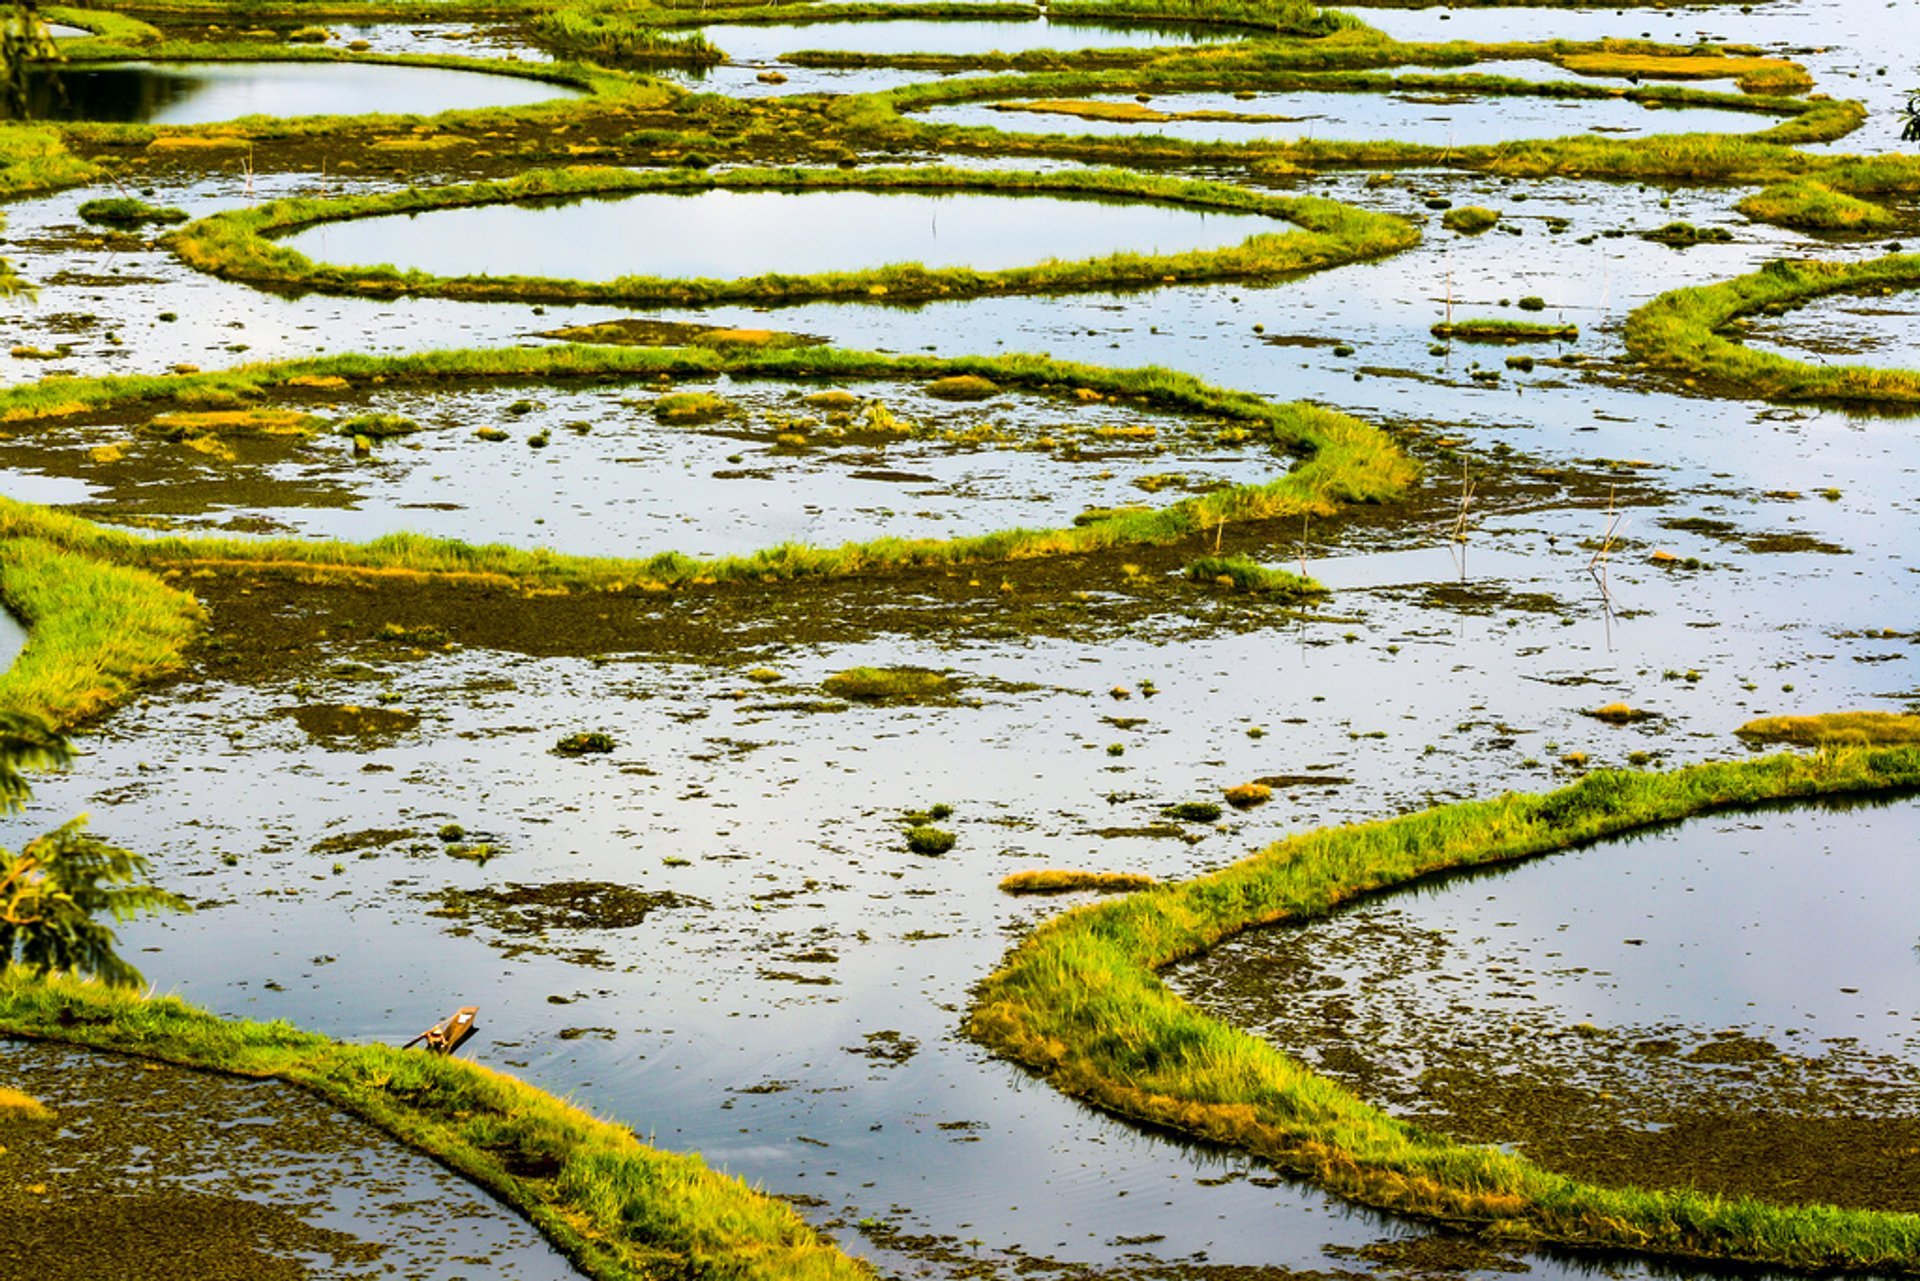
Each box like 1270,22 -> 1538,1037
1589,485 -> 1626,646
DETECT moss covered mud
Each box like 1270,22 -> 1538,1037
0,1030 -> 586,1280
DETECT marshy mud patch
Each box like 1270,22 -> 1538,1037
1658,516 -> 1848,556
275,702 -> 421,744
0,1039 -> 578,1281
429,879 -> 706,933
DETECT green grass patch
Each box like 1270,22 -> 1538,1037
1735,179 -> 1896,233
824,665 -> 952,701
1431,318 -> 1577,341
1184,554 -> 1324,597
1624,253 -> 1920,408
1000,868 -> 1158,894
76,196 -> 190,228
0,341 -> 1412,606
1440,205 -> 1499,234
1736,711 -> 1920,746
165,163 -> 1419,308
0,539 -> 203,729
0,974 -> 871,1281
967,745 -> 1920,1271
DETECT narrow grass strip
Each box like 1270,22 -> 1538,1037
0,539 -> 204,729
164,164 -> 1420,307
967,746 -> 1920,1273
0,342 -> 1415,590
1624,253 -> 1920,408
0,974 -> 872,1281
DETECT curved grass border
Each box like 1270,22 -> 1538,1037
45,45 -> 644,131
0,340 -> 1412,593
165,163 -> 1419,307
876,63 -> 1855,153
966,746 -> 1920,1273
0,974 -> 871,1281
1623,253 -> 1920,409
0,537 -> 203,729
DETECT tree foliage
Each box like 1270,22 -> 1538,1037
0,711 -> 187,987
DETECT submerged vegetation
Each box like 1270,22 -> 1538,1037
968,746 -> 1920,1272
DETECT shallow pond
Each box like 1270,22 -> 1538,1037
1737,288 -> 1920,369
276,187 -> 1281,281
922,86 -> 1784,147
692,16 -> 1244,62
3,59 -> 583,125
1168,798 -> 1920,1209
0,1038 -> 580,1279
1333,0 -> 1918,153
0,376 -> 1284,554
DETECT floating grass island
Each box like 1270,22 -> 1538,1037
165,163 -> 1421,307
967,745 -> 1920,1273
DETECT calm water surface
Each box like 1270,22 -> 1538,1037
4,59 -> 581,124
279,188 -> 1279,280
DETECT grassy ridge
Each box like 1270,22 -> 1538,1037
1624,254 -> 1920,408
0,342 -> 1413,591
164,163 -> 1419,306
0,975 -> 872,1281
967,747 -> 1920,1272
0,539 -> 203,729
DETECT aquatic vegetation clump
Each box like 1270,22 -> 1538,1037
1735,711 -> 1920,746
1735,179 -> 1896,233
1184,555 -> 1324,598
1223,781 -> 1272,808
1000,869 -> 1157,895
1431,318 -> 1578,342
337,412 -> 419,439
824,666 -> 953,702
967,746 -> 1920,1273
652,391 -> 734,423
76,197 -> 190,228
904,825 -> 957,855
1642,221 -> 1735,246
1440,206 -> 1499,234
555,731 -> 617,754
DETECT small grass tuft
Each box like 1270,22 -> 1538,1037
999,869 -> 1157,895
823,666 -> 952,703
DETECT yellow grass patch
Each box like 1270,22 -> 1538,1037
0,1086 -> 52,1122
1735,711 -> 1920,746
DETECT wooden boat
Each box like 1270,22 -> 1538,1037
405,1005 -> 478,1055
